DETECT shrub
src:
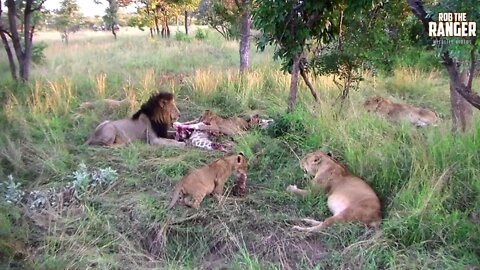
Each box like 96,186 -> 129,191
266,112 -> 308,140
32,42 -> 48,64
194,29 -> 208,40
174,31 -> 192,42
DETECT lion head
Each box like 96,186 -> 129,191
233,153 -> 248,177
246,113 -> 261,126
364,96 -> 389,113
132,92 -> 180,138
300,151 -> 332,177
300,150 -> 348,177
199,110 -> 221,125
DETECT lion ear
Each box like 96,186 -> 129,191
159,99 -> 167,108
327,152 -> 333,157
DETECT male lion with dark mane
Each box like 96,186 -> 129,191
85,92 -> 185,147
287,151 -> 381,232
364,96 -> 439,127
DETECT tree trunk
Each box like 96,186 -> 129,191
0,31 -> 17,80
239,0 -> 250,73
288,54 -> 301,112
155,17 -> 160,36
111,24 -> 117,39
6,0 -> 23,73
443,54 -> 480,110
184,11 -> 188,35
64,31 -> 69,45
2,0 -> 42,82
150,27 -> 154,38
19,0 -> 34,82
450,67 -> 473,132
165,18 -> 170,38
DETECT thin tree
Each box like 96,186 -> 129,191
0,0 -> 47,82
253,0 -> 345,111
104,0 -> 119,39
237,0 -> 250,73
54,0 -> 82,45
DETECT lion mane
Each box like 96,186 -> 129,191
131,92 -> 177,138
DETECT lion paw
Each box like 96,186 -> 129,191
286,184 -> 298,193
292,225 -> 304,231
300,218 -> 323,226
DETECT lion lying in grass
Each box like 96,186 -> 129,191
168,153 -> 248,209
194,110 -> 262,136
287,151 -> 381,232
172,111 -> 269,152
364,96 -> 439,127
85,92 -> 184,147
78,98 -> 128,112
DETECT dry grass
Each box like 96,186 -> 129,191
0,28 -> 479,270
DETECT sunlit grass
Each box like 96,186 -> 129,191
0,28 -> 478,269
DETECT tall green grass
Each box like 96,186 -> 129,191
0,29 -> 478,269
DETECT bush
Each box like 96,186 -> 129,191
32,42 -> 48,64
266,112 -> 308,139
174,31 -> 192,42
194,29 -> 208,40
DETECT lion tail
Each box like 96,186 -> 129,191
168,182 -> 183,209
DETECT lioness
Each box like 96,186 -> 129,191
196,110 -> 261,136
364,96 -> 439,127
287,151 -> 381,232
78,98 -> 128,112
168,153 -> 248,209
86,92 -> 184,147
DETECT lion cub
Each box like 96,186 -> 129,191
287,151 -> 381,232
197,110 -> 261,136
168,153 -> 248,209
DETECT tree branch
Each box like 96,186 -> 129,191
0,30 -> 17,80
293,2 -> 306,13
30,25 -> 35,42
300,68 -> 320,103
30,0 -> 47,13
407,0 -> 432,34
306,11 -> 321,28
443,52 -> 480,109
0,28 -> 13,40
